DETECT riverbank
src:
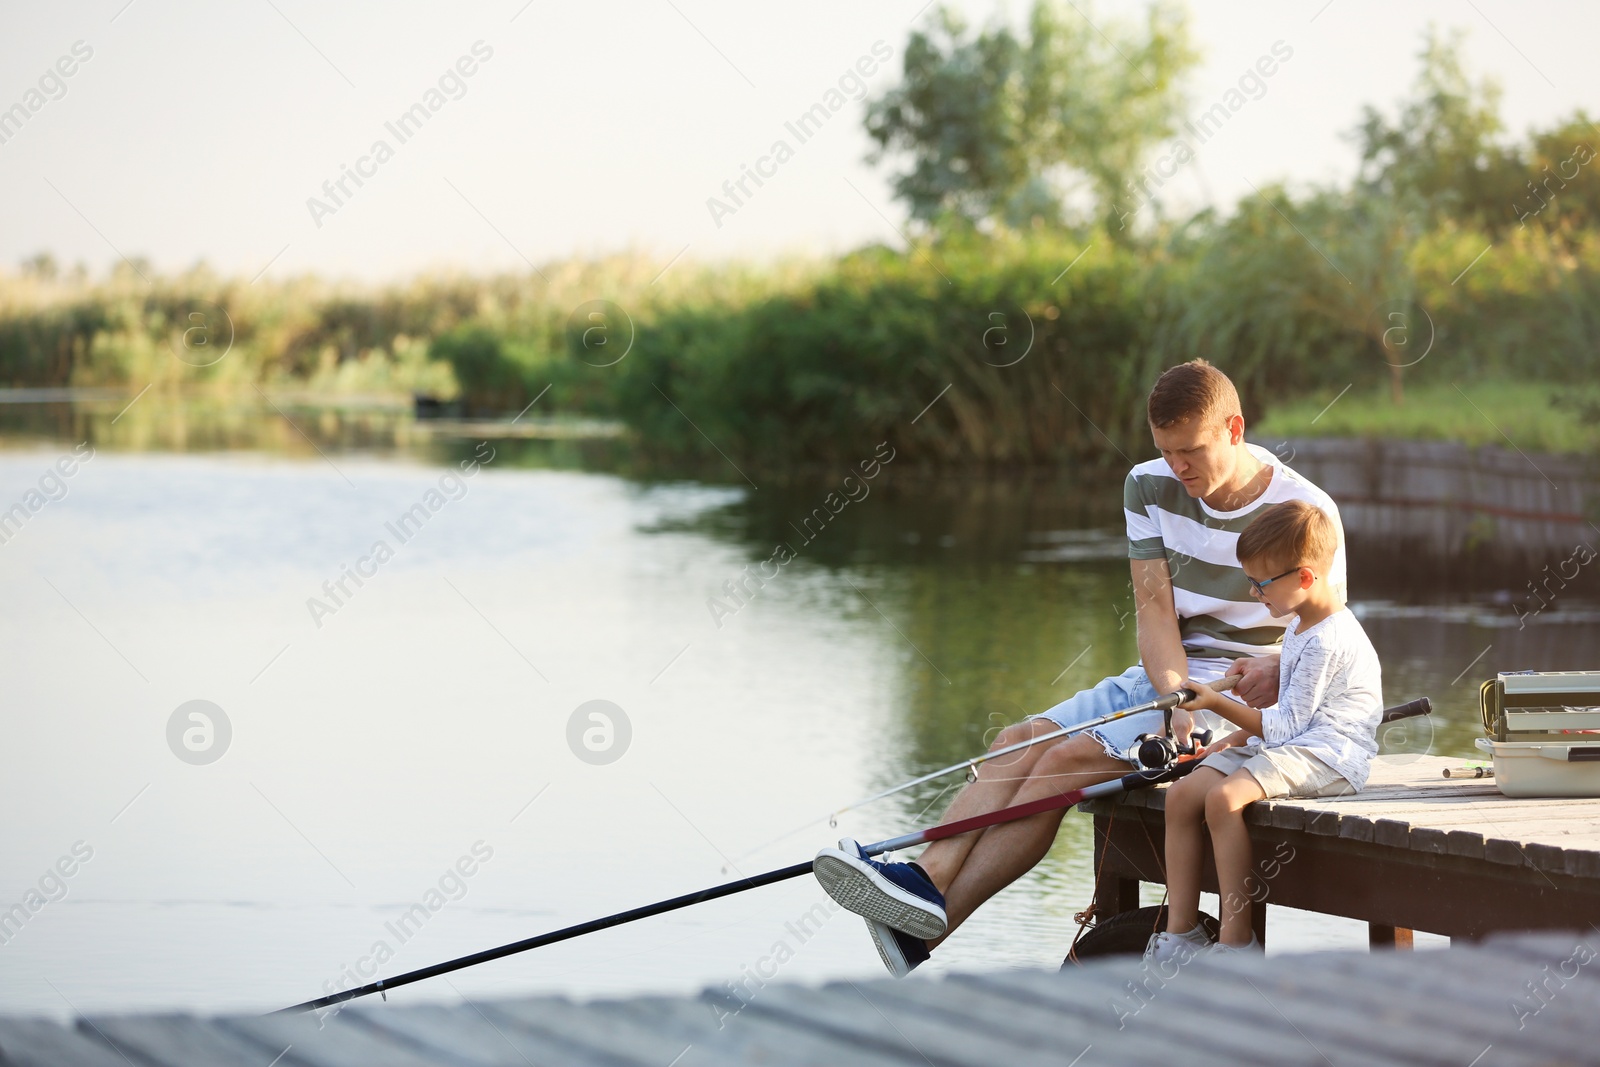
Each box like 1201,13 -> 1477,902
1258,378 -> 1600,456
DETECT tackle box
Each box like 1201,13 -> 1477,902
1476,671 -> 1600,798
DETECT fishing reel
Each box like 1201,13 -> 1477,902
1127,708 -> 1212,771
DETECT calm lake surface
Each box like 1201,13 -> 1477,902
2,395 -> 1593,1017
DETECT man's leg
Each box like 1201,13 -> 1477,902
814,667 -> 1163,970
911,717 -> 1075,886
1205,771 -> 1267,946
917,668 -> 1152,893
929,732 -> 1131,947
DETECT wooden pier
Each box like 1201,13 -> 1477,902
2,930 -> 1596,1066
1082,754 -> 1600,946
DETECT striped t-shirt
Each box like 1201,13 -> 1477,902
1124,443 -> 1346,660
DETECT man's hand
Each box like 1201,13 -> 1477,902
1226,655 -> 1280,709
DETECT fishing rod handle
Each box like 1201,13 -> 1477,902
1381,697 -> 1431,722
1161,673 -> 1239,708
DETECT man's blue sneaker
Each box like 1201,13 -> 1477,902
813,838 -> 947,940
865,916 -> 931,978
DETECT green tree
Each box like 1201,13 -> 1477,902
1351,26 -> 1521,229
1519,112 -> 1600,235
864,1 -> 1197,233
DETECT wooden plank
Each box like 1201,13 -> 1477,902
1525,842 -> 1568,873
609,995 -> 918,1067
749,978 -> 1140,1067
1147,959 -> 1489,1067
1337,816 -> 1376,843
1446,829 -> 1486,859
1313,804 -> 1600,833
353,1002 -> 645,1067
219,1011 -> 455,1067
81,1016 -> 283,1067
1410,827 -> 1450,855
1304,809 -> 1341,836
1322,945 -> 1600,1023
1469,935 -> 1600,984
485,997 -> 711,1066
1291,793 -> 1568,814
1310,949 -> 1600,1060
1373,818 -> 1412,848
1564,849 -> 1600,878
950,969 -> 1285,1067
1485,838 -> 1537,866
1260,954 -> 1584,1065
1300,792 -> 1600,815
1363,756 -> 1465,785
1261,803 -> 1306,832
0,1019 -> 131,1067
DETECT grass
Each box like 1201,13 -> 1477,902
1256,377 -> 1600,455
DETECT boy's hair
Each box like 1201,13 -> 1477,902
1237,500 -> 1339,571
1146,359 -> 1242,430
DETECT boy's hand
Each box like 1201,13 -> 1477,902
1177,682 -> 1228,716
1198,728 -> 1252,757
1168,705 -> 1196,746
1173,677 -> 1240,745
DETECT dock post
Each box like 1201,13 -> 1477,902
1091,816 -> 1141,918
1369,923 -> 1415,950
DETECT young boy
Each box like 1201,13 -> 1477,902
1145,499 -> 1382,962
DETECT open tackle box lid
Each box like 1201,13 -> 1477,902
1483,671 -> 1600,740
1476,671 -> 1600,797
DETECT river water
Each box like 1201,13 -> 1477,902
1,395 -> 1592,1017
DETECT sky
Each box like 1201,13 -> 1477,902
0,0 -> 1593,282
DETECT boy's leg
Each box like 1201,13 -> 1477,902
1162,767 -> 1223,933
1204,770 -> 1268,946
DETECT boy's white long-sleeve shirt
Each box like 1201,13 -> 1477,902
1260,608 -> 1384,790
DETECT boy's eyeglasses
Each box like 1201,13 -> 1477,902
1246,567 -> 1304,596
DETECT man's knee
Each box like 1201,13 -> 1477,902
990,717 -> 1063,755
1033,733 -> 1116,779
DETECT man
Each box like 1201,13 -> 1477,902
812,359 -> 1346,975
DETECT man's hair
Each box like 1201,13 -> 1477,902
1237,500 -> 1338,571
1146,359 -> 1242,429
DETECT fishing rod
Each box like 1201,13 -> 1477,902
829,676 -> 1239,821
277,695 -> 1430,1016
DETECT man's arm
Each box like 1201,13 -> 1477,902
1132,557 -> 1208,743
1131,557 -> 1187,696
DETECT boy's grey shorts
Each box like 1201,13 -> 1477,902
1197,743 -> 1354,799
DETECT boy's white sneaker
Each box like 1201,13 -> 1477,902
1142,924 -> 1211,966
1208,934 -> 1262,957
